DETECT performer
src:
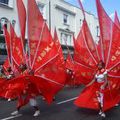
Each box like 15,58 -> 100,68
10,66 -> 40,117
74,60 -> 109,118
11,81 -> 40,117
86,60 -> 108,117
6,67 -> 15,80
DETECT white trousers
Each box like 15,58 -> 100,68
97,92 -> 104,107
29,98 -> 37,106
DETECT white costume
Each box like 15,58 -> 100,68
95,70 -> 107,109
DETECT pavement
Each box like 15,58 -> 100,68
0,86 -> 120,120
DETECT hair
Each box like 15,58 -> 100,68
97,60 -> 105,68
19,63 -> 27,72
7,67 -> 12,73
1,68 -> 5,74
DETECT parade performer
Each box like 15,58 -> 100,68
11,81 -> 40,117
0,0 -> 66,117
77,60 -> 108,117
74,0 -> 120,118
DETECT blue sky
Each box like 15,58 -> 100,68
65,0 -> 120,19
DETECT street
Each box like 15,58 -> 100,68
0,86 -> 120,120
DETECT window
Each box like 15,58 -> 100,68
0,18 -> 8,34
0,43 -> 6,49
0,0 -> 9,4
12,20 -> 16,28
96,26 -> 100,37
63,14 -> 68,25
80,19 -> 82,27
60,33 -> 72,46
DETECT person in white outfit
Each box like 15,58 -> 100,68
86,60 -> 108,118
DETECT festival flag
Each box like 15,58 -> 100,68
27,0 -> 44,68
35,54 -> 66,99
53,28 -> 64,61
74,21 -> 97,69
114,11 -> 120,29
16,0 -> 26,45
32,23 -> 58,71
10,24 -> 25,68
83,20 -> 100,63
96,0 -> 113,65
53,28 -> 65,69
96,0 -> 120,71
66,52 -> 74,71
3,57 -> 10,72
3,26 -> 11,65
106,19 -> 120,71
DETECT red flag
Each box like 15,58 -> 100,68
3,26 -> 11,66
96,1 -> 120,70
10,24 -> 25,67
83,20 -> 100,63
66,52 -> 74,71
32,23 -> 58,71
16,0 -> 26,45
96,0 -> 113,64
3,57 -> 11,73
114,11 -> 120,29
106,19 -> 120,70
53,28 -> 64,64
35,54 -> 66,97
74,21 -> 97,69
27,0 -> 44,68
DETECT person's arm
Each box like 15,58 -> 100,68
86,77 -> 96,87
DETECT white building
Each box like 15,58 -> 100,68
0,0 -> 99,63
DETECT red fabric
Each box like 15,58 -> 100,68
17,0 -> 26,45
74,0 -> 120,112
74,77 -> 120,111
35,54 -> 66,96
74,62 -> 95,85
114,11 -> 120,29
32,24 -> 58,70
3,57 -> 10,72
27,0 -> 44,67
3,26 -> 11,66
96,0 -> 113,64
106,20 -> 120,70
10,24 -> 25,74
83,20 -> 99,63
0,76 -> 48,103
74,21 -> 97,69
4,24 -> 25,73
0,78 -> 6,87
66,53 -> 74,71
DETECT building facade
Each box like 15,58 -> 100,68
0,0 -> 99,64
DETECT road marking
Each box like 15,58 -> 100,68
1,114 -> 22,120
57,97 -> 78,105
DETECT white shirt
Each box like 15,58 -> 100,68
95,70 -> 107,83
